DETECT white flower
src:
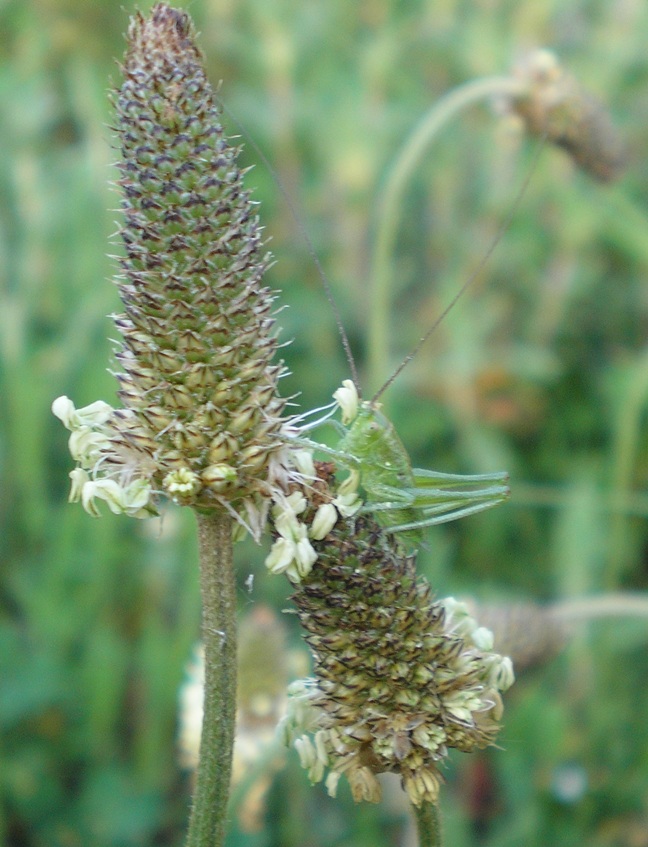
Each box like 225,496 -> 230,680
266,488 -> 318,581
278,680 -> 319,747
273,508 -> 302,541
121,478 -> 154,517
333,469 -> 362,516
294,534 -> 317,578
293,449 -> 316,479
295,735 -> 325,782
325,771 -> 341,797
294,734 -> 316,769
81,479 -> 119,517
314,730 -> 329,767
68,428 -> 110,467
265,536 -> 297,575
52,396 -> 113,431
80,477 -> 153,518
486,655 -> 515,692
286,490 -> 307,515
336,469 -> 360,497
74,400 -> 114,427
309,503 -> 338,540
68,468 -> 90,503
442,597 -> 478,639
51,396 -> 77,428
335,492 -> 362,518
294,733 -> 327,783
268,522 -> 318,582
333,379 -> 359,425
272,491 -> 307,535
471,626 -> 494,651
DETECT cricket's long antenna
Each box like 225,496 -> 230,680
217,96 -> 361,393
371,137 -> 546,405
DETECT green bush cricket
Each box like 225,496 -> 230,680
278,165 -> 528,552
279,208 -> 516,551
223,97 -> 515,551
331,381 -> 509,551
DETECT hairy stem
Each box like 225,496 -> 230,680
550,592 -> 648,622
367,75 -> 527,394
414,801 -> 443,847
186,510 -> 237,847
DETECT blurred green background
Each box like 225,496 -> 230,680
2,0 -> 648,844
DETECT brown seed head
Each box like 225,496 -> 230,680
511,49 -> 627,182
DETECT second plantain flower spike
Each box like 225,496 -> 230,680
53,4 -> 290,533
272,463 -> 514,807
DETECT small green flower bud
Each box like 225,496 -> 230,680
163,468 -> 202,498
201,464 -> 238,488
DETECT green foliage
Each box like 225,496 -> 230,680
2,0 -> 648,845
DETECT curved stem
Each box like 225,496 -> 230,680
367,75 -> 528,394
186,510 -> 237,847
413,801 -> 443,847
550,592 -> 648,623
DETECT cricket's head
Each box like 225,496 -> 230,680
333,379 -> 401,465
340,403 -> 390,461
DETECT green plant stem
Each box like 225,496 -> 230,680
186,510 -> 237,847
607,350 -> 648,587
367,75 -> 527,394
550,593 -> 648,623
413,801 -> 443,847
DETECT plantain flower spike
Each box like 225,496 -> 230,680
52,4 -> 290,533
274,463 -> 514,807
509,49 -> 626,183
